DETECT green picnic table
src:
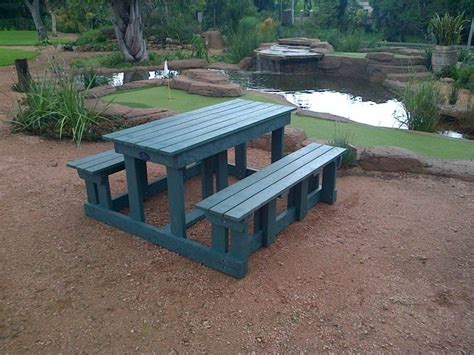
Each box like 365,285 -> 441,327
68,99 -> 344,277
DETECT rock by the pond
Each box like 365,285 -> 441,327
170,69 -> 242,97
85,85 -> 117,99
239,57 -> 254,70
85,99 -> 175,135
317,56 -> 342,70
202,31 -> 225,50
278,37 -> 320,47
250,127 -> 307,153
166,59 -> 208,70
310,41 -> 334,53
367,52 -> 395,62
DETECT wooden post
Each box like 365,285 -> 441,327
14,58 -> 31,92
468,18 -> 474,49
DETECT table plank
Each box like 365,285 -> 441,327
104,98 -> 248,140
122,101 -> 270,147
140,104 -> 289,151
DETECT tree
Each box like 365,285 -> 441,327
111,0 -> 148,63
23,0 -> 48,41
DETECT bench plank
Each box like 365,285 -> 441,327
197,143 -> 322,211
67,150 -> 120,169
225,147 -> 344,221
209,145 -> 334,217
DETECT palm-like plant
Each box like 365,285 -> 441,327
430,13 -> 468,46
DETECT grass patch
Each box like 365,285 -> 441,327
0,47 -> 38,66
328,52 -> 368,58
102,86 -> 474,160
0,30 -> 70,46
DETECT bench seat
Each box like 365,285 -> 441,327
196,143 -> 345,278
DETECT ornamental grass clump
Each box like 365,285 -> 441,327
430,13 -> 467,46
398,81 -> 443,132
12,73 -> 107,144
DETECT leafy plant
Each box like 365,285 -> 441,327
430,13 -> 467,46
398,81 -> 443,132
328,127 -> 357,168
424,46 -> 433,71
12,74 -> 107,145
191,35 -> 209,62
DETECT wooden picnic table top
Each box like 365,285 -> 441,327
103,99 -> 295,157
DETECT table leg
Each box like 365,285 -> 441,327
166,166 -> 186,238
124,156 -> 147,222
201,156 -> 214,199
215,150 -> 228,191
235,143 -> 247,179
271,127 -> 285,163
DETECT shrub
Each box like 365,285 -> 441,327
191,35 -> 209,62
328,127 -> 357,168
227,16 -> 277,63
430,13 -> 467,46
12,74 -> 107,144
398,81 -> 443,132
424,46 -> 433,72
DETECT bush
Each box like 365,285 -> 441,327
398,81 -> 443,132
227,16 -> 277,63
430,13 -> 467,46
328,128 -> 357,168
424,47 -> 433,72
191,35 -> 209,62
12,74 -> 107,144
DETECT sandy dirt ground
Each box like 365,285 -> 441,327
0,45 -> 473,352
0,132 -> 473,352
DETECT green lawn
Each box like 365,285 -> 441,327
0,30 -> 70,46
103,86 -> 474,160
0,47 -> 38,66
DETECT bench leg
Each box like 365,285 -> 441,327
309,173 -> 320,193
85,180 -> 99,205
261,200 -> 277,246
211,224 -> 229,253
97,176 -> 113,209
321,161 -> 337,204
235,143 -> 247,179
293,179 -> 309,221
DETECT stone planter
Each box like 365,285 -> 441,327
432,45 -> 458,74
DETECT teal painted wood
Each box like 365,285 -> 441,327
119,101 -> 267,146
261,200 -> 277,246
225,147 -> 344,221
211,224 -> 228,253
85,180 -> 99,204
321,160 -> 338,204
235,143 -> 247,179
229,229 -> 250,261
294,179 -> 309,221
84,203 -> 248,278
201,156 -> 214,199
271,127 -> 284,163
67,150 -> 124,175
166,166 -> 186,237
215,150 -> 228,191
198,144 -> 332,217
104,99 -> 248,140
124,156 -> 146,222
97,179 -> 113,209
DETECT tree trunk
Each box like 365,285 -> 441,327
15,58 -> 32,92
45,0 -> 57,37
24,0 -> 48,42
111,0 -> 148,63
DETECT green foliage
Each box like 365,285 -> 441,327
424,46 -> 433,71
430,12 -> 467,46
398,81 -> 443,132
330,31 -> 363,52
191,35 -> 209,62
227,16 -> 277,63
328,128 -> 357,168
12,74 -> 107,144
0,47 -> 38,67
204,0 -> 258,33
55,0 -> 111,33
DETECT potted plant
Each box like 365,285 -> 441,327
430,13 -> 467,74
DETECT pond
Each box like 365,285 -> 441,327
74,68 -> 467,139
222,70 -> 466,139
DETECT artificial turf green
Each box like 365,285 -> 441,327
103,86 -> 474,160
0,47 -> 38,66
0,30 -> 70,46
